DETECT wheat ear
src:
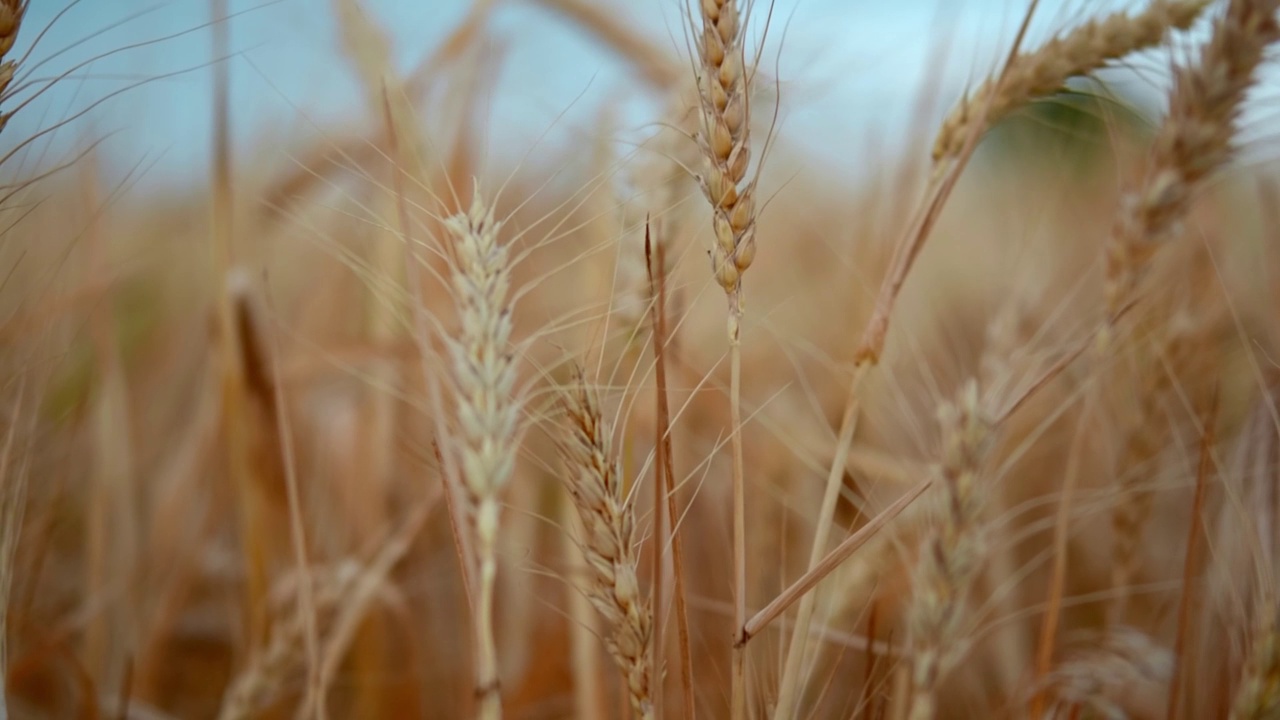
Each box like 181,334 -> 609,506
1102,0 -> 1278,621
907,380 -> 995,720
558,369 -> 654,720
1103,0 -> 1280,326
933,0 -> 1211,166
692,0 -> 756,715
446,193 -> 521,720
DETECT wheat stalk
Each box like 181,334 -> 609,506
932,0 -> 1211,166
558,368 -> 654,720
0,381 -> 26,720
1103,0 -> 1280,326
445,192 -> 521,720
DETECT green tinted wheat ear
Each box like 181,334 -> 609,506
558,370 -> 653,720
446,193 -> 521,720
932,0 -> 1211,166
1104,0 -> 1280,326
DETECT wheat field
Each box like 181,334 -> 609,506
1,0 -> 1279,718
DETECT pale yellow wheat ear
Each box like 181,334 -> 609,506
905,379 -> 997,720
445,189 -> 522,720
1103,0 -> 1280,329
557,366 -> 653,720
932,0 -> 1212,167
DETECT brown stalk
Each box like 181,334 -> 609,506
740,478 -> 932,644
646,222 -> 695,720
1030,400 -> 1091,718
859,600 -> 881,718
209,0 -> 268,650
0,378 -> 25,720
649,326 -> 665,720
81,151 -> 137,692
262,282 -> 321,719
1167,388 -> 1219,720
333,5 -> 413,709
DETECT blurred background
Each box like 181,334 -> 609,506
18,0 -> 1273,189
2,1 -> 1279,718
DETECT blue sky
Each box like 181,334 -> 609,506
3,0 -> 1241,191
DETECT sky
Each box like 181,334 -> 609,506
2,0 -> 1253,192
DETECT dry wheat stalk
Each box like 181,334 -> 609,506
907,380 -> 996,720
932,0 -> 1211,166
558,369 -> 653,720
445,192 -> 521,720
0,382 -> 26,720
1103,0 -> 1280,326
616,112 -> 695,336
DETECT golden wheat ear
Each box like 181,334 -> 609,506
1104,0 -> 1280,326
933,0 -> 1212,168
692,1 -> 758,714
556,367 -> 654,720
